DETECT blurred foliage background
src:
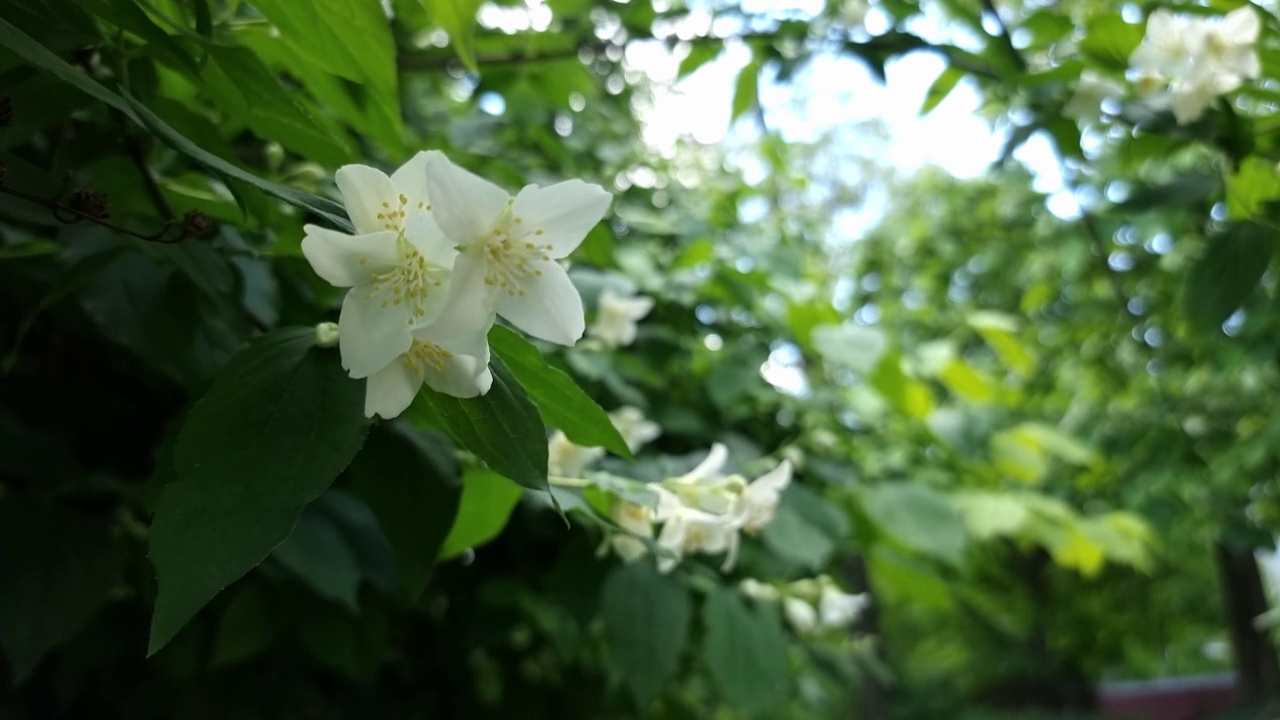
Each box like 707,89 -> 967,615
4,0 -> 1280,717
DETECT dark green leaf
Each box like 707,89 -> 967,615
351,423 -> 462,598
1183,221 -> 1275,334
702,587 -> 788,718
210,585 -> 277,666
148,328 -> 369,655
601,562 -> 690,705
0,501 -> 125,682
489,325 -> 630,458
271,501 -> 364,610
438,469 -> 523,559
78,0 -> 200,75
411,358 -> 549,491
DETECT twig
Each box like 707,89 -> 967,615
978,0 -> 1027,72
0,183 -> 183,243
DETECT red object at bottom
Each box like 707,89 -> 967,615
1098,674 -> 1235,720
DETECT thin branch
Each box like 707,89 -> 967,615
0,183 -> 183,243
978,0 -> 1027,72
125,135 -> 175,222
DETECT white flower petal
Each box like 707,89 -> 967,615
364,359 -> 424,419
425,153 -> 510,247
511,180 -> 612,258
675,443 -> 729,485
403,212 -> 459,268
389,150 -> 440,209
301,227 -> 399,288
1220,6 -> 1259,44
495,261 -> 585,345
336,164 -> 399,235
427,249 -> 500,340
422,352 -> 490,398
784,597 -> 818,633
339,289 -> 414,379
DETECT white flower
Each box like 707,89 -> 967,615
608,406 -> 661,452
302,151 -> 458,379
1130,7 -> 1260,125
739,578 -> 780,603
425,153 -> 612,346
1063,70 -> 1126,122
363,321 -> 493,419
784,597 -> 818,633
588,288 -> 654,347
740,461 -> 792,533
655,503 -> 740,573
818,585 -> 869,628
610,502 -> 654,563
547,430 -> 605,478
1131,10 -> 1204,80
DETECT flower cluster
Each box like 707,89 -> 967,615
301,151 -> 612,418
609,443 -> 792,572
740,576 -> 869,634
1130,7 -> 1260,125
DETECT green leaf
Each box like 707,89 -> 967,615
421,0 -> 481,73
438,469 -> 523,559
1183,221 -> 1274,335
702,587 -> 788,718
921,65 -> 964,115
123,92 -> 354,230
1226,156 -> 1280,220
1078,15 -> 1143,71
601,562 -> 691,706
78,0 -> 201,75
0,16 -> 353,230
410,358 -> 549,491
248,0 -> 403,143
351,422 -> 463,598
678,43 -> 722,78
489,325 -> 630,458
211,585 -> 277,666
731,59 -> 761,122
968,311 -> 1035,375
148,328 -> 369,655
202,45 -> 353,167
271,500 -> 364,610
0,501 -> 125,682
861,483 -> 967,565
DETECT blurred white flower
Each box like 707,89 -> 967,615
609,406 -> 661,452
740,461 -> 792,533
547,431 -> 605,478
425,153 -> 611,346
302,151 -> 457,379
655,503 -> 740,573
739,578 -> 780,603
1063,70 -> 1126,122
784,597 -> 819,633
610,502 -> 655,563
818,585 -> 869,628
589,288 -> 654,347
1130,7 -> 1260,124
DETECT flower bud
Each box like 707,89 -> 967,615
314,322 -> 340,348
739,578 -> 780,603
69,189 -> 111,219
784,597 -> 818,633
182,210 -> 216,240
